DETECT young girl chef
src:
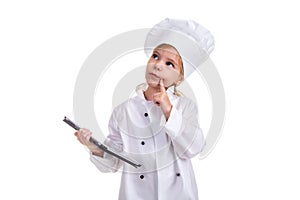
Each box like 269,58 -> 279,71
75,18 -> 214,200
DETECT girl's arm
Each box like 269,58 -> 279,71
164,97 -> 205,159
89,111 -> 124,173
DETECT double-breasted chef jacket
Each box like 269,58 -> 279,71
90,84 -> 205,200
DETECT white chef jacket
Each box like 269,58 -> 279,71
90,84 -> 205,200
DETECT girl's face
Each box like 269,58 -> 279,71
145,45 -> 183,88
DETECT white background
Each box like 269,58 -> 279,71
1,0 -> 299,199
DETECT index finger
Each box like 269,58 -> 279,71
159,79 -> 166,92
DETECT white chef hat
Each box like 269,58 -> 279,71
144,18 -> 215,78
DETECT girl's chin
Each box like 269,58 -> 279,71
147,80 -> 160,87
147,79 -> 173,88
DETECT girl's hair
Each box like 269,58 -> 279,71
154,44 -> 184,96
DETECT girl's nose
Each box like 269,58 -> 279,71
154,61 -> 163,71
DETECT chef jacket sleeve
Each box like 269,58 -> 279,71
164,97 -> 205,159
90,111 -> 123,172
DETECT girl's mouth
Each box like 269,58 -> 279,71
149,73 -> 160,79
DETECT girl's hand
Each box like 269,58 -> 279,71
74,128 -> 103,157
153,79 -> 172,120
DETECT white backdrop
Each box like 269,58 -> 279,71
1,1 -> 299,199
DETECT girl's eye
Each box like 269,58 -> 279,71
166,62 -> 174,68
152,54 -> 159,60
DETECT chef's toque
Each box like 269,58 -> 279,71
144,18 -> 215,78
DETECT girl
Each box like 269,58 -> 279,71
75,18 -> 214,200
